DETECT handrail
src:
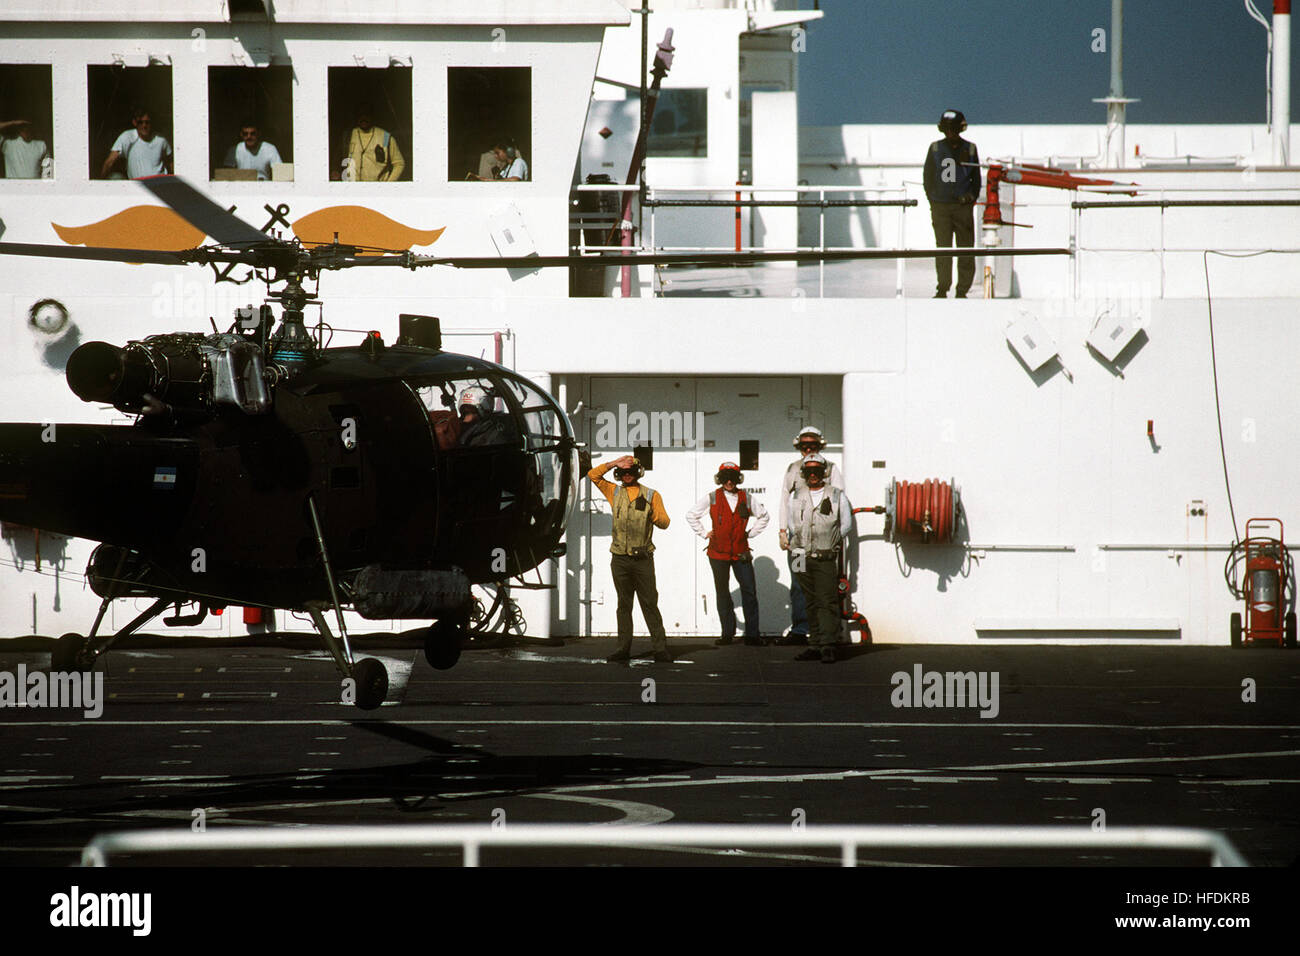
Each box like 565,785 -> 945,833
81,823 -> 1248,867
1074,198 -> 1300,208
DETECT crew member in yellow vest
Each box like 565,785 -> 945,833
588,454 -> 672,663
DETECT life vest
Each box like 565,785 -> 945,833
789,486 -> 844,552
707,489 -> 752,561
611,483 -> 657,555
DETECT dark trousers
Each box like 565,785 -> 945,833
930,201 -> 975,294
795,555 -> 841,647
611,553 -> 667,654
709,556 -> 759,640
787,551 -> 809,635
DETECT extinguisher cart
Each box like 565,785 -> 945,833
1226,518 -> 1297,648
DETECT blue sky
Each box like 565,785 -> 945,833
799,0 -> 1298,126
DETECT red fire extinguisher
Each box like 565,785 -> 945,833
1225,518 -> 1296,648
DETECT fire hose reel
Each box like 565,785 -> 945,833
882,477 -> 961,544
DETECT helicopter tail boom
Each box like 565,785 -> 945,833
0,423 -> 198,548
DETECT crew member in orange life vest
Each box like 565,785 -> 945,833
587,454 -> 672,663
686,462 -> 770,645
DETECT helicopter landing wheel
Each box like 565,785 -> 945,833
351,658 -> 388,711
51,633 -> 93,672
423,619 -> 463,671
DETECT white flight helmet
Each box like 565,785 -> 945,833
793,426 -> 826,450
458,385 -> 490,414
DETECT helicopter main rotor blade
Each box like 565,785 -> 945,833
136,174 -> 278,248
395,247 -> 1071,270
0,241 -> 191,266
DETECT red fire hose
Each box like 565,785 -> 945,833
872,477 -> 961,544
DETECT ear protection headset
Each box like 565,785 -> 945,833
613,459 -> 645,481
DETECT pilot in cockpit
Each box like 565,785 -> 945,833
456,386 -> 518,448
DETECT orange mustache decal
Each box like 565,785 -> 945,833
292,206 -> 445,255
52,206 -> 207,251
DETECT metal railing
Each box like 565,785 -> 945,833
81,823 -> 1248,867
571,177 -> 1300,300
573,182 -> 920,297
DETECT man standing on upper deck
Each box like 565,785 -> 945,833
100,108 -> 173,179
923,109 -> 980,299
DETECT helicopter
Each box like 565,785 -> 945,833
0,175 -> 588,710
0,175 -> 1063,709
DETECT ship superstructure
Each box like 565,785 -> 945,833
1,0 -> 1297,647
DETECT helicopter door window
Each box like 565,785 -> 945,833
327,66 -> 412,183
498,375 -> 572,532
208,66 -> 294,182
0,65 -> 54,180
88,64 -> 174,180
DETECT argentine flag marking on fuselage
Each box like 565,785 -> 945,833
153,466 -> 177,490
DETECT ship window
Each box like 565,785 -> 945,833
646,88 -> 707,158
208,66 -> 294,182
88,64 -> 174,180
448,67 -> 531,182
0,65 -> 53,180
228,0 -> 268,17
328,66 -> 412,182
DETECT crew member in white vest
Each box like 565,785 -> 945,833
588,454 -> 672,663
785,453 -> 853,663
777,426 -> 845,645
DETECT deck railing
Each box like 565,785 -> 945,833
81,823 -> 1248,867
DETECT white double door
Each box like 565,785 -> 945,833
586,376 -> 803,637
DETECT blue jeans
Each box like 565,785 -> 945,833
710,557 -> 759,640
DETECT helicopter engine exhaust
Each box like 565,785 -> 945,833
66,341 -> 160,406
66,335 -> 270,415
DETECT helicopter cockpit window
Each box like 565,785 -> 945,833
0,65 -> 54,180
416,377 -> 520,451
328,66 -> 412,183
88,64 -> 174,180
208,66 -> 294,182
498,374 -> 574,536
